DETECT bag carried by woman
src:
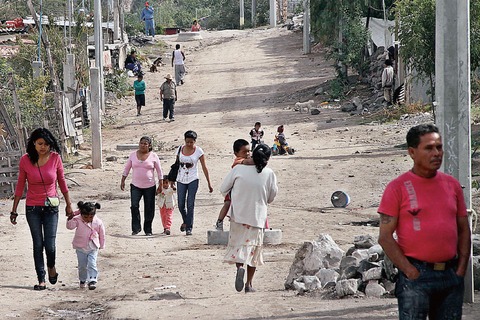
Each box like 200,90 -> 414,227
168,147 -> 182,181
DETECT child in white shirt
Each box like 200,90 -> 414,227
66,201 -> 105,290
157,175 -> 175,235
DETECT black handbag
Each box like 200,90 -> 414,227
167,146 -> 182,181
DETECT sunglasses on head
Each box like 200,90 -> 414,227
180,162 -> 193,168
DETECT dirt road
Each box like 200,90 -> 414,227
1,27 -> 478,319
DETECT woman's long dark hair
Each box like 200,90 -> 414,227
26,128 -> 61,164
252,144 -> 271,173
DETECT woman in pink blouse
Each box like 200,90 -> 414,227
120,136 -> 163,236
10,128 -> 74,291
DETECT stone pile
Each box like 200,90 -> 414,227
285,233 -> 397,298
286,233 -> 480,298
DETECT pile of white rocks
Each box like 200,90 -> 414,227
284,234 -> 396,298
286,233 -> 480,298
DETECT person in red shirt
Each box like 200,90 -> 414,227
10,128 -> 74,291
378,124 -> 471,319
191,19 -> 201,32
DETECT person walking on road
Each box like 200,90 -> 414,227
141,2 -> 155,37
172,44 -> 186,86
175,130 -> 214,236
10,127 -> 74,291
160,73 -> 177,122
220,144 -> 278,293
378,124 -> 471,319
133,73 -> 146,116
120,136 -> 163,236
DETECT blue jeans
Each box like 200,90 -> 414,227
130,184 -> 156,234
26,206 -> 59,283
145,19 -> 155,36
76,249 -> 99,283
395,258 -> 464,320
177,179 -> 199,231
163,98 -> 175,119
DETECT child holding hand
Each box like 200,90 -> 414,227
157,175 -> 176,235
67,201 -> 105,290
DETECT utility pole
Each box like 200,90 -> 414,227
435,0 -> 473,303
94,0 -> 105,112
251,0 -> 257,28
303,0 -> 310,54
91,0 -> 104,168
240,0 -> 245,28
269,0 -> 276,27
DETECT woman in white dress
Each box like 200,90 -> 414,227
220,144 -> 278,293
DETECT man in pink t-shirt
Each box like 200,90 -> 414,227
378,124 -> 471,319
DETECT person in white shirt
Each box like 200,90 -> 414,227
220,144 -> 278,293
175,130 -> 213,235
382,59 -> 395,105
171,44 -> 186,86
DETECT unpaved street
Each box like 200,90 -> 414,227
1,27 -> 478,319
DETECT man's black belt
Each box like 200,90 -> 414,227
406,256 -> 457,271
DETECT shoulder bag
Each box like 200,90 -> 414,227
167,146 -> 182,182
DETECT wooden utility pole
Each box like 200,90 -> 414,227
435,0 -> 473,303
26,0 -> 67,153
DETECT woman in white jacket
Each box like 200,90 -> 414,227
220,144 -> 278,293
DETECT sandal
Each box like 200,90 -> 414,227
235,267 -> 245,292
48,273 -> 58,285
34,284 -> 46,291
48,268 -> 58,285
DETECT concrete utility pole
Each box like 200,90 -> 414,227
94,0 -> 105,111
435,0 -> 473,303
240,0 -> 245,28
251,0 -> 257,27
269,0 -> 276,27
91,0 -> 104,168
303,0 -> 310,54
90,68 -> 102,169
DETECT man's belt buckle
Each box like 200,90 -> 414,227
433,262 -> 446,271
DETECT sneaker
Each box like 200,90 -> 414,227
165,229 -> 171,235
186,229 -> 192,236
215,220 -> 224,231
180,223 -> 186,232
163,118 -> 167,121
80,281 -> 86,289
170,118 -> 175,122
88,281 -> 97,290
145,232 -> 153,236
132,231 -> 140,235
235,267 -> 245,292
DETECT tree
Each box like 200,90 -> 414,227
394,0 -> 436,101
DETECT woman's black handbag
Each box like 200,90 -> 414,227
167,147 -> 182,181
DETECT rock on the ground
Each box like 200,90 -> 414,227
315,268 -> 339,288
365,281 -> 386,298
335,279 -> 359,297
354,235 -> 377,249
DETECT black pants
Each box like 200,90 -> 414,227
130,184 -> 156,234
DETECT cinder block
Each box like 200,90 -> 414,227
207,230 -> 229,245
264,229 -> 282,245
116,144 -> 139,151
207,228 -> 283,245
